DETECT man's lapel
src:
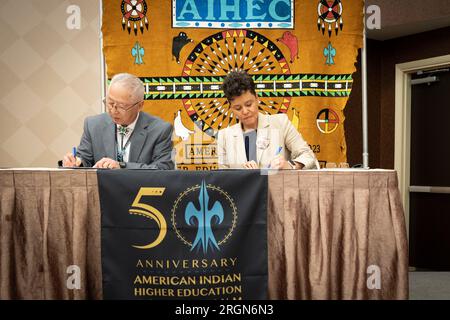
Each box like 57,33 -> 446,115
129,113 -> 148,162
102,116 -> 117,159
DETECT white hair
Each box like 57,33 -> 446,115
109,73 -> 144,100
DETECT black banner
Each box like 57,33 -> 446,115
98,170 -> 268,300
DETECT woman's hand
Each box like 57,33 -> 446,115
243,160 -> 259,169
269,155 -> 290,170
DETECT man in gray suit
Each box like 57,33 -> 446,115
62,73 -> 174,169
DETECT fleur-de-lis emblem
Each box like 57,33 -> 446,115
185,180 -> 224,254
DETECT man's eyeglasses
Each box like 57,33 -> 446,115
103,97 -> 142,113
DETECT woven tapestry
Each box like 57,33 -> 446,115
102,0 -> 363,169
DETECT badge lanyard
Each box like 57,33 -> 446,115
115,126 -> 134,162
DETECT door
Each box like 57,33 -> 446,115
409,67 -> 450,270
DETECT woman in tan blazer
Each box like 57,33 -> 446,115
217,70 -> 318,170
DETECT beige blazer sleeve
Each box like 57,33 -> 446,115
217,129 -> 230,169
279,114 -> 318,169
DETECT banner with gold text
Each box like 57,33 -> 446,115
99,170 -> 268,299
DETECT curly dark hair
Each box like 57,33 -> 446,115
222,70 -> 256,101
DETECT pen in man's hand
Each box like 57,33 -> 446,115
72,147 -> 78,166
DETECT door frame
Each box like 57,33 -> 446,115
395,54 -> 450,240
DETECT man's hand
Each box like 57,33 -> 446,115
93,157 -> 120,169
62,153 -> 82,167
243,160 -> 259,169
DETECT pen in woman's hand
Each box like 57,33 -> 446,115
268,146 -> 283,168
275,146 -> 283,156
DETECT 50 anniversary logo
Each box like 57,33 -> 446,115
100,170 -> 267,299
129,180 -> 237,254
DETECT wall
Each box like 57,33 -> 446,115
345,26 -> 450,168
0,0 -> 102,167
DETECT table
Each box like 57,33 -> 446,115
0,169 -> 408,299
